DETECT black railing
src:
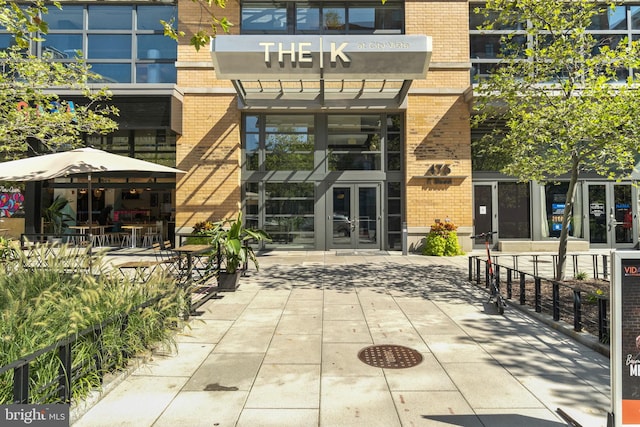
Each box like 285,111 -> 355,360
469,255 -> 610,346
489,253 -> 610,281
0,294 -> 167,404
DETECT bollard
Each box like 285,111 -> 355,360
402,221 -> 407,255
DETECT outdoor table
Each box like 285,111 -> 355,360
122,225 -> 144,248
116,260 -> 161,283
172,244 -> 215,318
173,244 -> 214,285
68,225 -> 105,246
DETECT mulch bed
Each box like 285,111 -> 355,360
500,278 -> 610,338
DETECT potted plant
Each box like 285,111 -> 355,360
42,196 -> 73,241
209,212 -> 271,291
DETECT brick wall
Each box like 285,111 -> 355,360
175,0 -> 243,229
175,0 -> 474,240
405,0 -> 473,232
405,94 -> 472,229
175,93 -> 241,228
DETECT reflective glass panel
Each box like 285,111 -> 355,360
0,34 -> 12,50
324,7 -> 346,31
43,34 -> 82,58
498,182 -> 530,238
137,5 -> 176,30
242,4 -> 287,32
469,7 -> 525,30
632,7 -> 640,29
590,6 -> 627,30
329,153 -> 381,171
88,5 -> 132,30
348,6 -> 375,31
47,5 -> 83,29
245,116 -> 260,171
387,153 -> 400,171
387,135 -> 401,151
89,63 -> 131,83
264,115 -> 314,171
263,182 -> 315,248
245,115 -> 259,133
470,34 -> 526,59
135,63 -> 176,83
137,35 -> 177,60
88,35 -> 132,59
297,7 -> 320,32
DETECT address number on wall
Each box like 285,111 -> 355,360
425,164 -> 451,176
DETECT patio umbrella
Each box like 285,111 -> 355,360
0,147 -> 185,237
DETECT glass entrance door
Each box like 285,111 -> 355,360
587,183 -> 635,248
330,184 -> 380,249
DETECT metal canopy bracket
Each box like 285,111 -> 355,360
232,78 -> 413,108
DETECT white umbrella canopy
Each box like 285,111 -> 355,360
0,147 -> 184,181
0,147 -> 185,234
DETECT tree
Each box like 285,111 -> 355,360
162,0 -> 233,51
0,0 -> 118,158
472,0 -> 640,280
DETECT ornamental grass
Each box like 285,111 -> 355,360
0,244 -> 187,404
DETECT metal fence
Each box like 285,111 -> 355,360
0,295 -> 167,404
468,255 -> 610,345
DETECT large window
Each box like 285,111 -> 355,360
327,115 -> 382,171
241,1 -> 404,34
244,182 -> 316,248
243,113 -> 401,172
86,129 -> 177,168
470,3 -> 638,82
242,112 -> 404,250
0,4 -> 178,83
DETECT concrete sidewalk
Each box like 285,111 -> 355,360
72,251 -> 610,427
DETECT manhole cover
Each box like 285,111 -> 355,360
357,345 -> 423,369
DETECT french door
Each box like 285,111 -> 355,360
329,184 -> 380,249
586,183 -> 635,248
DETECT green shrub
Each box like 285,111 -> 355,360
422,221 -> 464,256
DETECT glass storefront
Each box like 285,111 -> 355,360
242,112 -> 403,250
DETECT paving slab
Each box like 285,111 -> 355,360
245,363 -> 321,408
153,390 -> 247,427
236,409 -> 319,427
72,251 -> 612,427
182,352 -> 264,392
320,376 -> 401,427
264,334 -> 322,364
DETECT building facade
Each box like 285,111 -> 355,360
5,0 -> 638,251
469,2 -> 640,251
175,0 -> 474,251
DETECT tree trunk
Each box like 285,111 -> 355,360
555,155 -> 580,281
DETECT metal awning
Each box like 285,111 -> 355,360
231,78 -> 412,109
212,35 -> 431,109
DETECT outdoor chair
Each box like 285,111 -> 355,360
152,241 -> 187,284
142,224 -> 161,247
